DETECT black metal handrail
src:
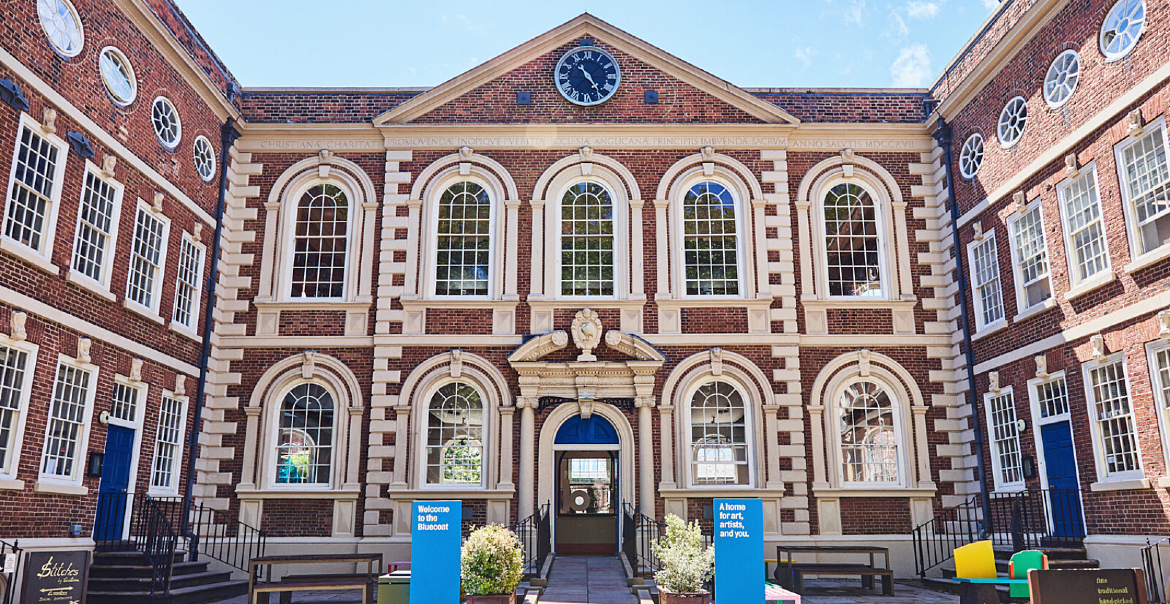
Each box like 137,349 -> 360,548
184,498 -> 267,574
1143,537 -> 1170,604
510,503 -> 550,578
137,495 -> 179,596
0,539 -> 22,604
913,495 -> 982,577
622,503 -> 664,577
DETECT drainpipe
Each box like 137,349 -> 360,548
182,117 -> 241,557
932,119 -> 993,536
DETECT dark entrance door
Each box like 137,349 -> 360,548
1039,421 -> 1085,541
94,425 -> 134,542
554,414 -> 619,555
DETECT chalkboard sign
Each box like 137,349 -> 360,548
1029,568 -> 1147,604
21,550 -> 89,604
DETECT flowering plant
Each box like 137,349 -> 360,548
652,514 -> 715,594
461,524 -> 525,596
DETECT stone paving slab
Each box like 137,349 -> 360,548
798,579 -> 959,604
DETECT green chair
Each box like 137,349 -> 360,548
1008,550 -> 1048,598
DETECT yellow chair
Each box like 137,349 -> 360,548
953,540 -> 997,579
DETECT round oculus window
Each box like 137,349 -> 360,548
1043,50 -> 1080,108
37,0 -> 84,57
193,136 -> 215,183
1100,0 -> 1145,61
997,96 -> 1028,149
151,97 -> 182,150
99,47 -> 136,106
959,133 -> 984,180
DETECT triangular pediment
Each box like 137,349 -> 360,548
373,14 -> 798,125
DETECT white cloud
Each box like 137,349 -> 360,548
886,12 -> 909,37
794,46 -> 818,67
981,0 -> 1000,8
906,1 -> 940,18
845,0 -> 866,24
890,44 -> 932,87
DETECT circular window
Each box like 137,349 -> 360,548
193,136 -> 216,182
959,133 -> 984,180
1043,50 -> 1080,109
151,97 -> 182,150
98,47 -> 136,106
1100,0 -> 1146,62
997,97 -> 1028,149
37,0 -> 84,58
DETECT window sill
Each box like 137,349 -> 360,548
0,478 -> 25,491
1125,245 -> 1170,274
0,239 -> 59,275
1089,477 -> 1150,492
398,298 -> 519,311
147,488 -> 178,498
800,298 -> 917,312
656,297 -> 774,310
971,320 -> 1008,341
66,270 -> 116,302
385,488 -> 515,500
123,300 -> 165,325
34,481 -> 88,496
169,322 -> 201,342
1012,298 -> 1057,324
658,487 -> 786,498
527,298 -> 646,311
235,486 -> 361,500
253,299 -> 373,312
1064,271 -> 1115,301
812,486 -> 937,498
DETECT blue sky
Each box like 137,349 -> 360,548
176,0 -> 1002,90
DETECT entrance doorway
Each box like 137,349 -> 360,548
94,425 -> 135,541
553,414 -> 619,555
1031,378 -> 1085,543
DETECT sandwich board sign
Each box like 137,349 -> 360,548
714,498 -> 764,604
1028,568 -> 1148,604
410,500 -> 461,604
21,550 -> 90,604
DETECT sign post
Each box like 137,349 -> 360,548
20,550 -> 90,604
714,498 -> 764,604
410,500 -> 462,604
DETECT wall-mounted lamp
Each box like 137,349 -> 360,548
86,452 -> 104,478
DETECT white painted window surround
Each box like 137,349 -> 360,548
38,355 -> 98,488
1100,0 -> 1146,62
125,200 -> 170,317
1083,355 -> 1143,483
1145,341 -> 1170,474
2,114 -> 68,273
1057,164 -> 1111,288
69,163 -> 123,294
959,133 -> 984,180
1007,200 -> 1052,314
682,377 -> 756,489
1115,120 -> 1170,263
37,0 -> 84,58
985,388 -> 1024,491
668,168 -> 757,301
0,336 -> 37,482
149,392 -> 187,495
171,233 -> 205,332
968,232 -> 1005,332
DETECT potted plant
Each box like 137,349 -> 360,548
461,524 -> 525,604
652,514 -> 715,604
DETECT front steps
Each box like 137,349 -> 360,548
923,545 -> 1099,602
88,550 -> 248,604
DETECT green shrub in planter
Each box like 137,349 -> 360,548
461,524 -> 525,597
652,514 -> 714,599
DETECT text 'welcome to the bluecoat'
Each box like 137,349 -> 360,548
416,504 -> 451,531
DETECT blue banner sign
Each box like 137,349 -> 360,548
410,500 -> 462,604
714,498 -> 763,604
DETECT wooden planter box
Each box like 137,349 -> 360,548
465,594 -> 517,604
659,589 -> 711,604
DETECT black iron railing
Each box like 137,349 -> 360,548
913,488 -> 1085,577
184,498 -> 267,574
137,495 -> 179,596
1143,537 -> 1170,603
510,503 -> 550,578
0,539 -> 22,604
622,503 -> 664,577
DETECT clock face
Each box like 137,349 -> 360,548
555,46 -> 621,106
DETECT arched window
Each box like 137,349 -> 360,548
275,383 -> 335,485
561,182 -> 615,296
291,184 -> 349,298
837,380 -> 900,484
425,382 -> 485,485
682,182 -> 740,296
689,381 -> 749,485
435,182 -> 491,296
823,183 -> 883,297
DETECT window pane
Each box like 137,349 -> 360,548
0,346 -> 29,473
72,171 -> 118,283
172,238 -> 204,328
291,185 -> 348,298
683,182 -> 739,296
988,392 -> 1024,485
435,182 -> 491,296
824,183 -> 883,297
275,384 -> 335,485
1090,360 -> 1140,476
425,382 -> 484,485
1010,205 -> 1051,309
971,236 -> 1004,328
1036,378 -> 1069,419
561,183 -> 615,296
42,363 -> 90,479
110,381 -> 138,424
5,126 -> 60,252
1061,170 -> 1109,283
127,207 -> 166,309
1121,126 -> 1170,254
689,382 -> 749,485
838,381 -> 899,483
150,395 -> 184,490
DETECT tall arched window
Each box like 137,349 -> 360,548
689,381 -> 750,485
275,383 -> 335,485
425,382 -> 485,486
291,184 -> 349,298
837,380 -> 900,484
435,182 -> 491,296
823,183 -> 883,297
561,182 -> 614,296
682,182 -> 740,296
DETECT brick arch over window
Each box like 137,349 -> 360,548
254,153 -> 378,336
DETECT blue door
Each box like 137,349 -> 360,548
1040,421 -> 1085,540
94,425 -> 134,542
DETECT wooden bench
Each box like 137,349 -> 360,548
253,579 -> 373,603
248,552 -> 383,604
774,545 -> 893,597
787,563 -> 894,596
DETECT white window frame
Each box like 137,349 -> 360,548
151,96 -> 182,151
1100,0 -> 1146,62
552,177 -> 628,300
831,375 -> 908,489
985,387 -> 1026,492
419,378 -> 489,490
265,379 -> 339,491
124,199 -> 171,318
108,377 -> 146,429
1114,118 -> 1170,264
2,113 -> 68,273
425,174 -> 499,300
1043,50 -> 1080,109
0,334 -> 38,483
1006,198 -> 1053,316
37,354 -> 98,488
1057,162 -> 1112,290
37,0 -> 85,58
67,161 -> 124,297
1026,371 -> 1080,489
967,231 -> 1005,332
171,232 -> 206,334
280,179 -> 355,301
97,46 -> 137,107
1145,340 -> 1170,474
681,378 -> 756,489
997,96 -> 1029,149
671,173 -> 752,300
1082,354 -> 1145,483
959,133 -> 984,180
148,391 -> 187,496
819,180 -> 891,300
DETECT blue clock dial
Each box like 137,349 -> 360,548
555,46 -> 621,106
